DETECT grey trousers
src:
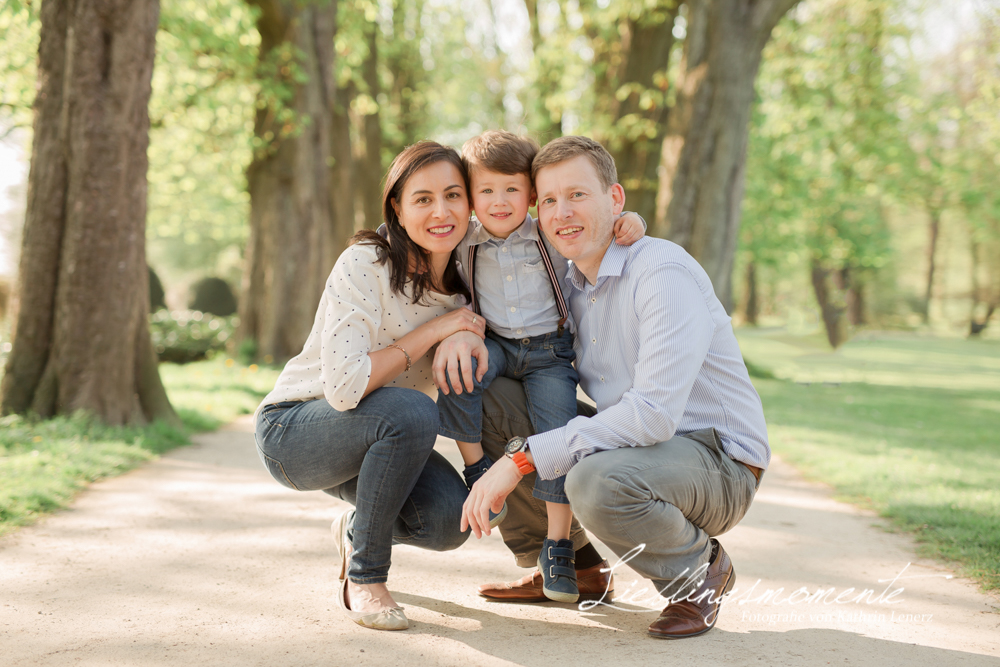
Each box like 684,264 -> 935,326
482,377 -> 760,594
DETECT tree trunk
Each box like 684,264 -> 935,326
654,0 -> 800,311
811,260 -> 848,349
1,0 -> 177,425
525,0 -> 564,140
744,261 -> 759,325
359,22 -> 384,230
386,0 -> 427,154
842,266 -> 865,326
238,0 -> 356,364
922,207 -> 940,324
968,233 -> 998,336
603,3 -> 679,224
847,284 -> 865,326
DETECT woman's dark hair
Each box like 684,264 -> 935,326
351,141 -> 471,304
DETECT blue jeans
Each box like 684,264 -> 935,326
437,329 -> 578,504
254,388 -> 470,584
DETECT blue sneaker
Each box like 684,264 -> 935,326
538,538 -> 579,603
463,455 -> 508,528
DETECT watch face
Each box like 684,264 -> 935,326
505,437 -> 525,456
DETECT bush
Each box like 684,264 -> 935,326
150,310 -> 237,364
189,277 -> 237,316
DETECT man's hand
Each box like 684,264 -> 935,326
461,456 -> 522,538
433,331 -> 488,395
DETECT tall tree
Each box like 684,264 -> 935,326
1,0 -> 177,424
741,0 -> 902,347
237,0 -> 357,363
357,14 -> 384,229
586,0 -> 680,223
383,0 -> 428,154
653,0 -> 800,311
524,0 -> 570,140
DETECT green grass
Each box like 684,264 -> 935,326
159,356 -> 281,427
738,328 -> 1000,591
0,356 -> 280,537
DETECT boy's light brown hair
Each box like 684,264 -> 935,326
462,130 -> 540,177
532,135 -> 618,191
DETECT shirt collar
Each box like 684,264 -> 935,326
597,240 -> 629,279
567,239 -> 629,291
468,213 -> 537,246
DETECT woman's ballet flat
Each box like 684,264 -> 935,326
331,510 -> 354,581
337,578 -> 409,631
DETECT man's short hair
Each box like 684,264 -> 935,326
532,135 -> 618,190
462,130 -> 539,177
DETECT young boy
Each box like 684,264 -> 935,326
437,130 -> 644,603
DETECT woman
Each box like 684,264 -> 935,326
254,142 -> 485,631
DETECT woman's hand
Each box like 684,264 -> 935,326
431,307 -> 487,344
362,310 -> 484,400
433,331 -> 489,395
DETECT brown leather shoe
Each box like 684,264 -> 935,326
647,539 -> 734,639
478,559 -> 614,603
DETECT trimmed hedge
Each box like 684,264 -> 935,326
150,310 -> 236,364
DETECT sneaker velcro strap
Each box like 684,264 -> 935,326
547,545 -> 575,561
548,564 -> 577,580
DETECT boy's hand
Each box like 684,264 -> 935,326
614,211 -> 645,245
433,331 -> 489,395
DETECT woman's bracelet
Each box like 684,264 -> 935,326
385,344 -> 411,372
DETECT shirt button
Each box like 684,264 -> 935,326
511,307 -> 517,313
600,376 -> 605,382
555,469 -> 561,474
591,297 -> 596,303
507,275 -> 513,281
516,329 -> 523,334
592,338 -> 596,344
502,247 -> 508,253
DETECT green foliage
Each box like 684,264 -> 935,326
739,329 -> 1000,589
188,276 -> 237,316
158,355 -> 281,426
0,1 -> 38,137
740,0 -> 919,338
146,0 -> 258,283
150,310 -> 236,363
741,0 -> 1000,334
236,336 -> 258,366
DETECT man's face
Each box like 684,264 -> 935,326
535,155 -> 625,277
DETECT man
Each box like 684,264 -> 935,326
443,135 -> 769,639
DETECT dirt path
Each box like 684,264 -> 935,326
2,417 -> 998,666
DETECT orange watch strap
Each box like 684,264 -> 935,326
512,451 -> 535,475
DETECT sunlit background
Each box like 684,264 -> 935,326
1,0 -> 997,344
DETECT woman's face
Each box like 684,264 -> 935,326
391,161 -> 470,259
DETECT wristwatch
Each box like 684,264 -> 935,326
504,436 -> 535,475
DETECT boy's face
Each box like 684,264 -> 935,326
469,169 -> 536,240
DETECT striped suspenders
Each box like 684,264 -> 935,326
467,236 -> 569,336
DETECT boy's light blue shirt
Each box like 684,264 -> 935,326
455,214 -> 574,339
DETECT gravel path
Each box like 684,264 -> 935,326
2,417 -> 998,666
